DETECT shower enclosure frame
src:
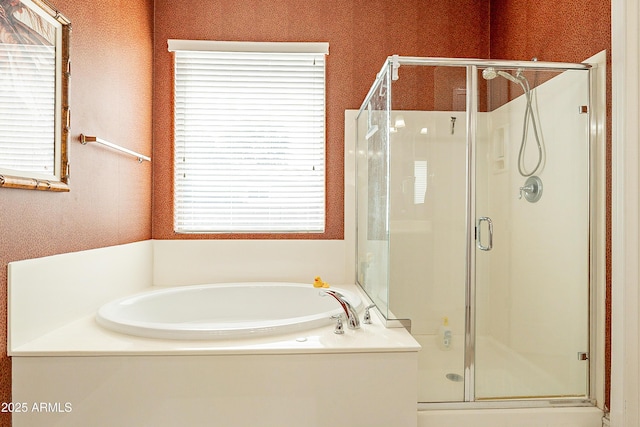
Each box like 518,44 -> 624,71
355,55 -> 604,409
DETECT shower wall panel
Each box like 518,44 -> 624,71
387,111 -> 467,336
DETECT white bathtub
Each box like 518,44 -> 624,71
10,247 -> 419,427
96,282 -> 362,340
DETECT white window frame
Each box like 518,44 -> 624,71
169,40 -> 328,233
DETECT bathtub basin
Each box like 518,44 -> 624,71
96,282 -> 362,340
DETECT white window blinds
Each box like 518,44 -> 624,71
0,43 -> 56,178
170,41 -> 328,233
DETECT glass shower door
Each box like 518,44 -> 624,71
473,67 -> 591,400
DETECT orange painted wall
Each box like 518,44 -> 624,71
490,0 -> 610,64
0,0 -> 153,425
152,0 -> 490,240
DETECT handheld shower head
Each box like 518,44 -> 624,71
482,67 -> 498,80
482,67 -> 521,84
481,66 -> 542,177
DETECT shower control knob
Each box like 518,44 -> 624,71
519,185 -> 534,199
518,176 -> 543,203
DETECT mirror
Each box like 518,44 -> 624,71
0,0 -> 70,191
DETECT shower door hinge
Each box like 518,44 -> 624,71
577,352 -> 589,361
579,105 -> 588,114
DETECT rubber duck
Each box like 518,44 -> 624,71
313,276 -> 330,288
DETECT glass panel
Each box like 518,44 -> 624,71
356,64 -> 391,319
387,65 -> 468,403
357,59 -> 592,405
474,67 -> 590,399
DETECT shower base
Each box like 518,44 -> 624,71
416,334 -> 584,402
415,334 -> 601,426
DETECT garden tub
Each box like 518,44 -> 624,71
96,282 -> 362,340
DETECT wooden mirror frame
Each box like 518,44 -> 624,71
0,0 -> 70,192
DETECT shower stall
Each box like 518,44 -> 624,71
355,55 -> 603,407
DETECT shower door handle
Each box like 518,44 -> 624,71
476,217 -> 493,251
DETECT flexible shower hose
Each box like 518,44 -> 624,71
514,74 -> 544,177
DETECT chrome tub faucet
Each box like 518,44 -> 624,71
321,289 -> 360,331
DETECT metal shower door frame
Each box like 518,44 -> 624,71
358,55 -> 598,409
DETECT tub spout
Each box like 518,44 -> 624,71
321,289 -> 360,330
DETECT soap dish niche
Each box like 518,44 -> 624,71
491,126 -> 508,174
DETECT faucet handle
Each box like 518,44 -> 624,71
518,185 -> 530,199
331,314 -> 344,334
518,176 -> 543,203
363,304 -> 376,324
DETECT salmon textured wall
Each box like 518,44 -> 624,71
0,0 -> 153,425
152,0 -> 490,240
489,0 -> 610,64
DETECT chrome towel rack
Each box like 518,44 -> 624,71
79,134 -> 151,163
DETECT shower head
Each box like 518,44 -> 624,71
482,67 -> 521,84
482,67 -> 498,80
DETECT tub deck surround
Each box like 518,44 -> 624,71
7,240 -> 419,356
9,242 -> 419,427
13,352 -> 419,427
7,238 -> 367,352
9,283 -> 419,357
152,238 -> 354,287
8,241 -> 154,351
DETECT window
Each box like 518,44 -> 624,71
0,43 -> 55,176
169,40 -> 328,233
